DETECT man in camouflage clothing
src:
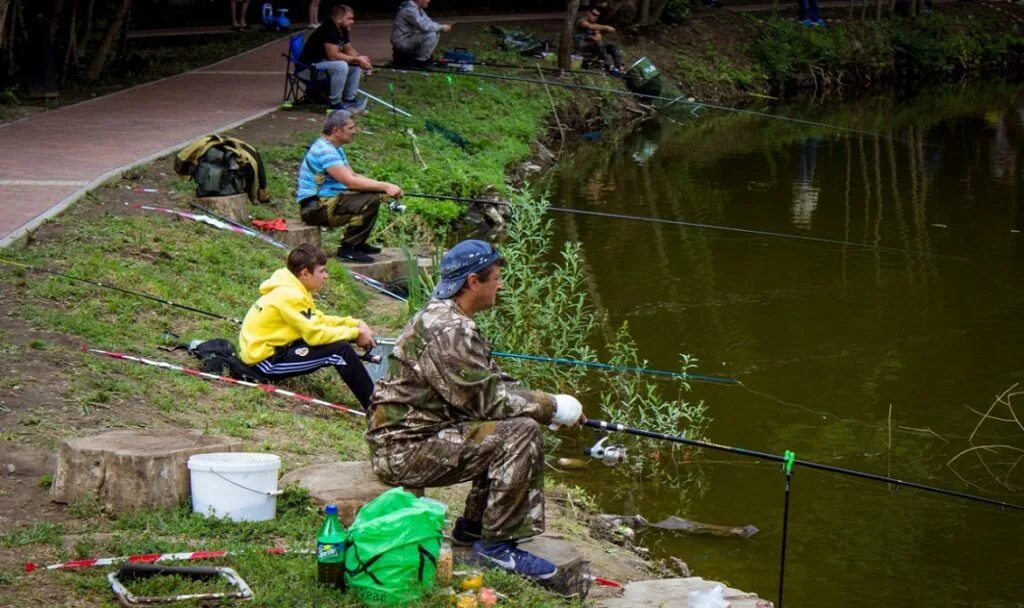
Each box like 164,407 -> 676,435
367,239 -> 584,581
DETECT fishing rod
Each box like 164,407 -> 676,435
4,256 -> 734,385
374,337 -> 736,385
377,65 -> 901,142
402,192 -> 963,260
583,418 -> 1024,512
0,258 -> 243,324
441,59 -> 604,76
85,347 -> 366,418
136,202 -> 406,302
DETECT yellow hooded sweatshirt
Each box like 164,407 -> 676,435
239,268 -> 362,365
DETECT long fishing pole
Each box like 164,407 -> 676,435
584,419 -> 1024,512
138,202 -> 406,302
374,338 -> 736,385
445,59 -> 604,76
377,65 -> 900,142
402,192 -> 962,260
0,258 -> 243,324
4,256 -> 733,385
85,346 -> 365,417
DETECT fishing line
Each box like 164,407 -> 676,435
137,202 -> 407,302
374,337 -> 736,385
0,258 -> 243,324
378,65 -> 910,144
4,255 -> 733,382
584,418 -> 1024,512
402,192 -> 964,261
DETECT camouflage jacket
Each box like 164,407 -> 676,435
366,298 -> 557,457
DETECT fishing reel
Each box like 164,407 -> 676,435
360,350 -> 382,365
583,435 -> 627,467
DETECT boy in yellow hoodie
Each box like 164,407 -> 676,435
239,243 -> 376,408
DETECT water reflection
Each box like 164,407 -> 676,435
539,84 -> 1024,607
791,136 -> 821,230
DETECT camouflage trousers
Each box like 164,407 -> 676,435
299,191 -> 380,247
371,417 -> 545,541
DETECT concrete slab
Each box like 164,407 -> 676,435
593,577 -> 773,608
339,246 -> 432,284
279,460 -> 392,525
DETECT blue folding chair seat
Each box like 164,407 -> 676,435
282,32 -> 330,104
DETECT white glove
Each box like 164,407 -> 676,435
552,394 -> 583,427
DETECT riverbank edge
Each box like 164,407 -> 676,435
624,3 -> 1024,104
0,47 -> 766,608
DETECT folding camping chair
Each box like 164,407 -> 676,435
282,32 -> 330,104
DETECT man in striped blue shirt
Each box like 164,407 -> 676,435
298,110 -> 404,263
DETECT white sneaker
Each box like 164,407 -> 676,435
307,22 -> 319,29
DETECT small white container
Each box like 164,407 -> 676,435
187,452 -> 282,522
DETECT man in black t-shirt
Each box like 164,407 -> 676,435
299,4 -> 372,112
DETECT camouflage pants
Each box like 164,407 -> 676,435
372,417 -> 545,541
299,191 -> 380,247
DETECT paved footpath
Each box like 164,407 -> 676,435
0,13 -> 562,248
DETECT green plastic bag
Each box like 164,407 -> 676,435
344,487 -> 447,606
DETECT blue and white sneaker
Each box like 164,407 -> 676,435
472,540 -> 557,580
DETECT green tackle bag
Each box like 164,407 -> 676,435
344,487 -> 446,606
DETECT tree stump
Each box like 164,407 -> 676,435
51,430 -> 242,514
274,221 -> 321,250
195,193 -> 250,223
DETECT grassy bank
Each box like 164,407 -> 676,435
633,4 -> 1024,101
0,35 -> 652,606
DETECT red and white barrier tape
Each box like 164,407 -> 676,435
84,347 -> 365,418
25,547 -> 307,572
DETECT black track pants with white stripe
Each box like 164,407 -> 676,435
254,340 -> 374,408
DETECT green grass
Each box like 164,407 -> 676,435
0,37 -> 629,608
26,488 -> 582,608
752,14 -> 1024,90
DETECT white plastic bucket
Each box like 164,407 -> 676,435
187,452 -> 282,522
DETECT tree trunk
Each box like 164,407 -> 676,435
84,0 -> 130,81
639,0 -> 651,24
78,0 -> 94,52
650,0 -> 671,23
48,0 -> 64,42
0,0 -> 10,51
61,0 -> 78,84
558,0 -> 582,70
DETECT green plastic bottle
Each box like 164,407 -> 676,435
316,504 -> 345,589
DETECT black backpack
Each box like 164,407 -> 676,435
187,339 -> 268,383
194,147 -> 249,197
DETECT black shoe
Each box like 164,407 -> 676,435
337,247 -> 374,263
355,242 -> 382,254
451,516 -> 482,546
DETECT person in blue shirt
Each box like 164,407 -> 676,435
298,110 -> 404,263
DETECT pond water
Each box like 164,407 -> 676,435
538,84 -> 1024,607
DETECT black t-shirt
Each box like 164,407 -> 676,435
299,21 -> 350,65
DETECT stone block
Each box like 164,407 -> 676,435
195,193 -> 249,223
339,247 -> 433,285
275,220 -> 321,249
51,430 -> 242,514
279,461 -> 393,526
592,577 -> 773,608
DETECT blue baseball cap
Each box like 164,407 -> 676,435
432,239 -> 503,299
